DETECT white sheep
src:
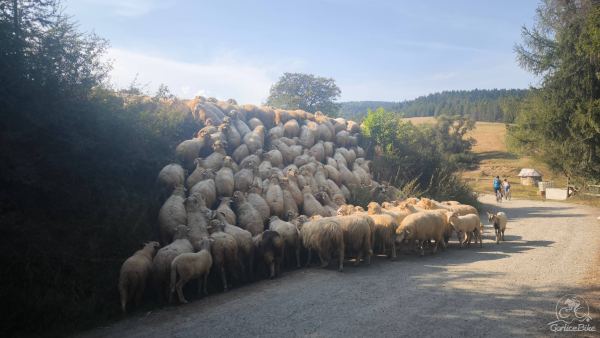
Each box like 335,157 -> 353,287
396,210 -> 453,256
169,238 -> 213,304
208,219 -> 241,291
232,191 -> 264,236
158,185 -> 187,244
301,185 -> 327,217
329,215 -> 373,266
157,163 -> 185,193
366,202 -> 399,259
151,225 -> 194,303
217,212 -> 254,281
449,213 -> 482,248
118,241 -> 160,313
269,215 -> 301,268
298,216 -> 345,271
487,211 -> 507,244
215,156 -> 235,197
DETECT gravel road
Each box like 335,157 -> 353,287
80,195 -> 600,337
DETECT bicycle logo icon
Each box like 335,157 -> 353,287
548,294 -> 596,332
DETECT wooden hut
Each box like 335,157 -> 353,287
518,168 -> 542,186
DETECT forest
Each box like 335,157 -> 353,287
339,89 -> 529,122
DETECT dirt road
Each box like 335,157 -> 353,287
80,196 -> 600,337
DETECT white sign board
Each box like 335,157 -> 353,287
545,188 -> 568,200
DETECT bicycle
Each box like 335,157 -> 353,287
495,189 -> 503,202
504,189 -> 511,200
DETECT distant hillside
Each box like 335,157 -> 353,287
339,89 -> 529,122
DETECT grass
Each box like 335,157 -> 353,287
403,117 -> 600,207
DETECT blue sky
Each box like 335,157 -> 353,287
65,0 -> 540,104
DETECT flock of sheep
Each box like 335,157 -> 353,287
117,97 -> 509,312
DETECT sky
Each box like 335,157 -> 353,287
64,0 -> 540,105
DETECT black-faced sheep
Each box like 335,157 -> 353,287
253,230 -> 284,279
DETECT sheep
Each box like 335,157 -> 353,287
299,125 -> 315,148
264,149 -> 283,168
232,191 -> 264,236
395,211 -> 453,256
366,202 -> 399,259
229,110 -> 251,137
347,120 -> 360,134
298,217 -> 345,271
269,215 -> 301,268
253,230 -> 285,279
329,215 -> 373,266
283,119 -> 300,137
184,193 -> 212,251
323,141 -> 335,158
310,141 -> 325,163
197,141 -> 227,171
265,175 -> 285,218
232,144 -> 250,164
217,212 -> 254,282
418,198 -> 478,216
189,172 -> 217,209
339,163 -> 360,188
268,123 -> 284,140
216,197 -> 236,225
215,156 -> 235,197
315,191 -> 338,216
302,185 -> 327,217
240,150 -> 262,170
234,162 -> 256,193
207,219 -> 241,291
247,185 -> 271,223
248,117 -> 264,130
118,241 -> 160,313
193,101 -> 225,124
169,238 -> 213,304
487,211 -> 507,244
258,159 -> 273,180
448,213 -> 482,248
243,125 -> 265,153
158,185 -> 187,244
324,165 -> 341,185
175,138 -> 206,170
285,169 -> 304,207
157,163 -> 185,193
280,178 -> 299,218
151,225 -> 194,303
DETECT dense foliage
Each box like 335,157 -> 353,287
361,108 -> 478,205
509,0 -> 600,183
266,72 -> 341,116
0,1 -> 200,335
339,89 -> 529,122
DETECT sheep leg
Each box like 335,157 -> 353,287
134,280 -> 145,307
354,251 -> 362,266
502,230 -> 505,241
220,266 -> 229,292
390,242 -> 397,260
338,246 -> 344,272
120,287 -> 128,313
318,252 -> 328,268
176,278 -> 188,304
419,241 -> 425,256
296,246 -> 301,268
203,273 -> 209,295
306,249 -> 312,267
269,262 -> 275,279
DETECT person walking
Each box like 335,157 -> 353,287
493,176 -> 502,202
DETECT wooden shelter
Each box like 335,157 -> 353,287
518,168 -> 542,186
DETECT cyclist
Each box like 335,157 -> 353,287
493,176 -> 502,201
503,178 -> 511,200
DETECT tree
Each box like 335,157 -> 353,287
510,0 -> 600,182
266,72 -> 341,116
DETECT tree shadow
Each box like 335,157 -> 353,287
477,150 -> 520,161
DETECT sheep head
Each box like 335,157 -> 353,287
173,224 -> 191,240
367,202 -> 381,215
232,191 -> 246,204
